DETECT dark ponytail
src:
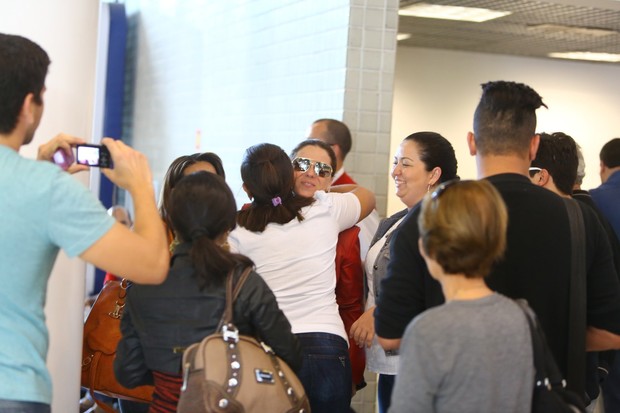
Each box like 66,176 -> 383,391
237,143 -> 314,232
170,171 -> 252,289
189,235 -> 252,289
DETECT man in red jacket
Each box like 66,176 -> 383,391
308,119 -> 356,185
307,119 -> 380,260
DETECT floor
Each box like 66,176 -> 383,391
350,371 -> 378,413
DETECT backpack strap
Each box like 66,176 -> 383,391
564,198 -> 587,398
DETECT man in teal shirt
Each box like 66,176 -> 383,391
0,33 -> 169,412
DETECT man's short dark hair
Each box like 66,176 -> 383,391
600,138 -> 620,169
532,132 -> 578,195
473,81 -> 547,156
312,119 -> 352,158
0,33 -> 50,134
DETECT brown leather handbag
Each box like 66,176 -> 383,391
81,279 -> 154,413
177,268 -> 310,413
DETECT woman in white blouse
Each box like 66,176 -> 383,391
228,143 -> 375,413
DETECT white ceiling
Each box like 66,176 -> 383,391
398,0 -> 620,64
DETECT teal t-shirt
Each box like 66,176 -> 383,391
0,145 -> 115,404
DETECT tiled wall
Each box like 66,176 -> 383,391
344,0 -> 398,216
124,0 -> 397,216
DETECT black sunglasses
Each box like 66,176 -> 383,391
292,157 -> 333,178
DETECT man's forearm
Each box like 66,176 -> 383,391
586,326 -> 620,351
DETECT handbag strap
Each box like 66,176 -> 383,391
514,300 -> 565,387
563,198 -> 587,397
217,266 -> 253,332
88,352 -> 120,413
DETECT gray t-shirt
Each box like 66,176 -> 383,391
389,293 -> 534,413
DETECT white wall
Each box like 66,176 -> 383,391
123,0 -> 398,217
124,0 -> 352,206
0,1 -> 100,411
389,46 -> 620,215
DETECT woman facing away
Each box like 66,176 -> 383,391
114,172 -> 302,413
289,139 -> 367,395
159,152 -> 226,250
349,132 -> 458,413
388,180 -> 534,413
228,143 -> 375,413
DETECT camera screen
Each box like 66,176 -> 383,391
76,144 -> 112,168
76,146 -> 100,166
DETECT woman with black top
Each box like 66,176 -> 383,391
114,172 -> 301,413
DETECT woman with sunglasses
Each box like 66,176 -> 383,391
229,143 -> 376,413
389,180 -> 534,413
350,132 -> 457,413
290,139 -> 368,398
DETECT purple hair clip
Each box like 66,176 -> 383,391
271,196 -> 282,207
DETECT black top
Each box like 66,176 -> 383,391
376,173 -> 620,397
115,242 -> 302,387
374,204 -> 444,339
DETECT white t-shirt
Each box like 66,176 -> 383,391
229,191 -> 361,341
363,215 -> 405,374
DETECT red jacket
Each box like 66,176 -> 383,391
335,226 -> 366,388
333,171 -> 356,186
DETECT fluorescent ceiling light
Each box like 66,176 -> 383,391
528,24 -> 616,38
548,52 -> 620,62
397,33 -> 412,41
399,3 -> 511,22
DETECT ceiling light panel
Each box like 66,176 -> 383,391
399,2 -> 512,22
548,52 -> 620,62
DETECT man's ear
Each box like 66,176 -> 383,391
467,132 -> 477,156
19,93 -> 37,125
538,169 -> 550,186
331,143 -> 343,163
529,134 -> 540,161
600,160 -> 608,182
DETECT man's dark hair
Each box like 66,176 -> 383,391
532,132 -> 578,195
0,33 -> 50,134
473,81 -> 547,156
600,138 -> 620,169
312,119 -> 352,158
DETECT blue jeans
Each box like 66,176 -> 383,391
377,374 -> 396,413
296,332 -> 352,413
602,352 -> 620,412
0,400 -> 50,413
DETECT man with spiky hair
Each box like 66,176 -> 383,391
468,81 -> 620,403
307,118 -> 380,260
